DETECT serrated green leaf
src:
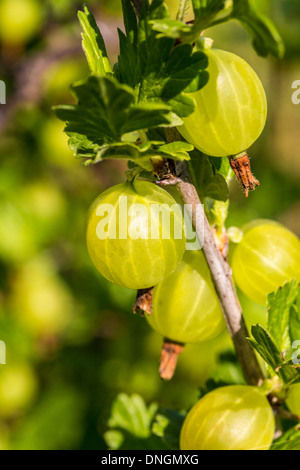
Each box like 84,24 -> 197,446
139,42 -> 209,116
115,0 -> 208,118
250,324 -> 300,385
54,75 -> 174,149
152,408 -> 185,450
116,0 -> 139,87
159,141 -> 193,155
162,47 -> 209,97
150,18 -> 192,39
107,393 -> 158,438
192,0 -> 229,21
267,280 -> 299,352
249,324 -> 282,372
81,140 -> 191,169
271,426 -> 300,450
168,93 -> 196,118
189,151 -> 229,201
78,6 -> 112,75
232,0 -> 285,58
104,393 -> 167,450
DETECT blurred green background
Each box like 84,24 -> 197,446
0,0 -> 299,450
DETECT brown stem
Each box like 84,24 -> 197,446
165,128 -> 264,386
133,287 -> 153,315
159,340 -> 184,380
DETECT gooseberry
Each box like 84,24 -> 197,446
146,250 -> 225,343
86,179 -> 186,289
180,385 -> 275,450
231,219 -> 300,305
178,47 -> 267,157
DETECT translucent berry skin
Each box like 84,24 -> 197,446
86,180 -> 186,289
146,250 -> 225,343
180,385 -> 275,450
177,48 -> 267,157
231,219 -> 300,305
286,384 -> 300,417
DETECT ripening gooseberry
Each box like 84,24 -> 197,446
146,250 -> 225,343
178,48 -> 267,157
86,180 -> 186,289
180,385 -> 275,450
231,219 -> 300,305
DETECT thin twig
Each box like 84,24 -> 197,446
166,128 -> 264,386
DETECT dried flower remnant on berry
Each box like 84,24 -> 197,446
229,153 -> 260,197
133,287 -> 153,316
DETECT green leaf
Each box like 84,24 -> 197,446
267,280 -> 299,351
54,75 -> 174,146
211,351 -> 245,385
103,393 -> 167,450
151,1 -> 232,43
79,140 -> 191,169
115,0 -> 138,87
152,408 -> 185,450
150,18 -> 192,39
249,324 -> 283,373
139,42 -> 209,117
78,6 -> 112,75
55,75 -> 194,166
168,93 -> 196,119
271,426 -> 300,450
205,174 -> 229,201
158,141 -> 193,158
249,324 -> 300,385
192,0 -> 229,22
107,393 -> 158,439
209,156 -> 232,180
189,151 -> 229,201
232,0 -> 285,58
248,282 -> 300,385
116,0 -> 209,118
